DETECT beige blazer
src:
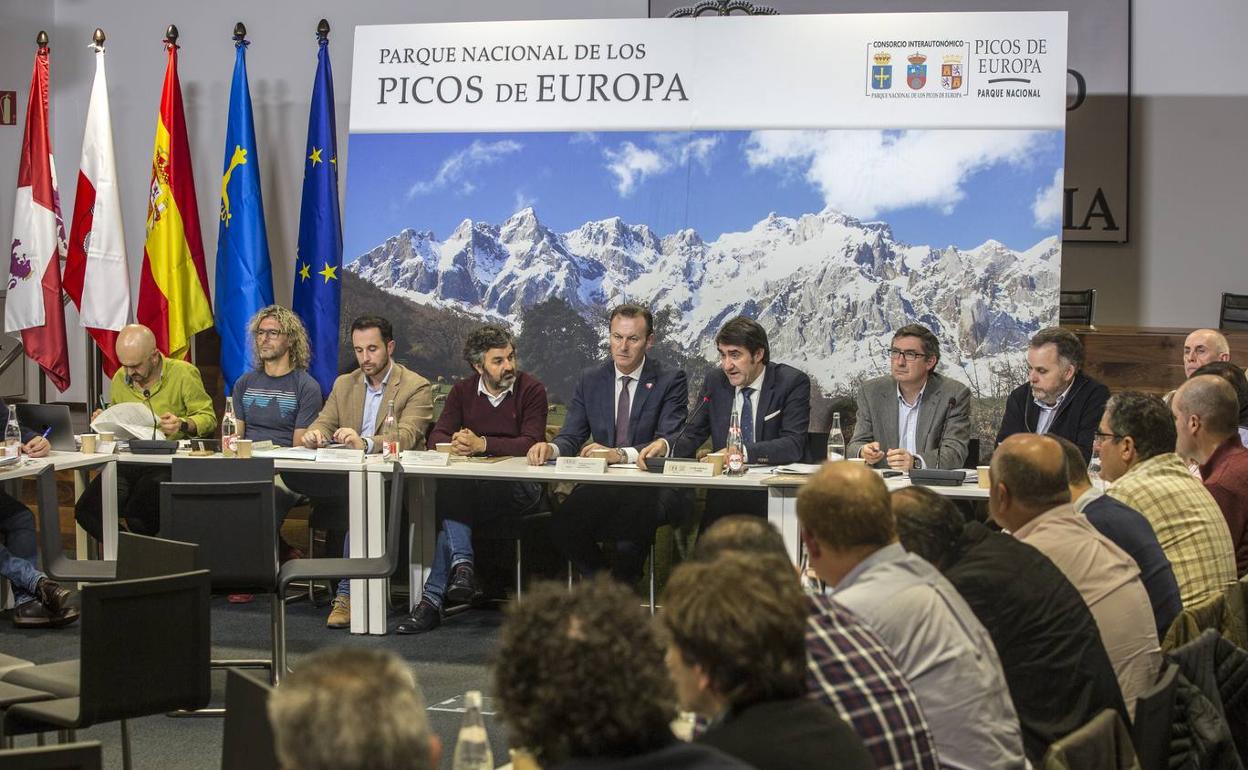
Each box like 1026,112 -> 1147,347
308,361 -> 433,452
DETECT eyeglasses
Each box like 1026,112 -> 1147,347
887,348 -> 928,362
1092,431 -> 1123,445
255,329 -> 286,339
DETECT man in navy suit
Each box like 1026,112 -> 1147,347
639,316 -> 810,526
528,304 -> 688,582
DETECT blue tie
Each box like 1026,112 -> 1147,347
739,387 -> 755,445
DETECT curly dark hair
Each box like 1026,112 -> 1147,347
493,578 -> 676,765
462,325 -> 515,370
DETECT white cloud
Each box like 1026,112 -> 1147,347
514,189 -> 537,212
604,142 -> 666,196
602,134 -> 721,197
407,139 -> 522,199
570,131 -> 599,145
1032,168 -> 1064,228
744,129 -> 1047,219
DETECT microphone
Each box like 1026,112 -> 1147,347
644,395 -> 711,473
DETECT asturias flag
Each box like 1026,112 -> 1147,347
138,38 -> 213,361
293,34 -> 342,398
215,37 -> 274,395
65,43 -> 131,379
5,41 -> 71,392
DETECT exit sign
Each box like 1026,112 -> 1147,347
0,92 -> 15,126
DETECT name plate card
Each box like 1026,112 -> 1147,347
316,447 -> 366,463
556,457 -> 607,474
401,450 -> 452,467
663,460 -> 715,478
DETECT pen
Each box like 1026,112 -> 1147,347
41,427 -> 52,438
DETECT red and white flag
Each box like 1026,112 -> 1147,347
65,44 -> 130,378
5,42 -> 70,392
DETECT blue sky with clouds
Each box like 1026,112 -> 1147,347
342,128 -> 1064,261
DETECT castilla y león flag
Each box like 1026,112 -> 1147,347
5,42 -> 71,392
65,43 -> 131,378
138,38 -> 212,361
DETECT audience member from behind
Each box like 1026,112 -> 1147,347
1100,391 -> 1237,606
267,647 -> 440,770
1057,436 -> 1182,637
659,553 -> 875,770
75,323 -> 217,540
996,326 -> 1109,460
797,461 -> 1025,770
695,516 -> 939,770
1173,375 -> 1248,576
990,434 -> 1160,717
892,486 -> 1128,762
495,578 -> 750,770
1190,360 -> 1248,445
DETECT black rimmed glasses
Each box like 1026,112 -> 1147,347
887,348 -> 927,362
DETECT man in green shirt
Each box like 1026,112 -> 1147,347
75,324 -> 217,539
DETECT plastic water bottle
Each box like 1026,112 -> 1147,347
381,399 -> 399,459
1088,443 -> 1104,490
4,405 -> 20,458
725,411 -> 745,475
451,690 -> 494,770
221,397 -> 238,457
827,412 -> 846,461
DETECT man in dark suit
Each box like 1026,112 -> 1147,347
639,316 -> 809,525
528,304 -> 687,582
847,323 -> 971,470
996,326 -> 1110,461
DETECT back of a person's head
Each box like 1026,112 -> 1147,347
494,578 -> 675,766
267,647 -> 436,770
891,487 -> 966,569
1053,435 -> 1091,486
1106,391 -> 1176,462
796,462 -> 894,551
1190,360 -> 1248,424
660,552 -> 808,710
694,515 -> 789,563
990,434 -> 1071,513
1176,374 -> 1241,437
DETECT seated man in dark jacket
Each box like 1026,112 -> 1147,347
659,552 -> 874,770
494,578 -> 750,770
893,486 -> 1128,764
995,326 -> 1109,460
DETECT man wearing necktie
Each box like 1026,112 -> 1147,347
528,304 -> 687,583
639,316 -> 811,529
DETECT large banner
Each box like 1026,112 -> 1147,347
343,13 -> 1067,443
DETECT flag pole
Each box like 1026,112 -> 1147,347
36,29 -> 48,406
84,27 -> 105,414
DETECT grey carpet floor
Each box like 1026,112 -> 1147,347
0,594 -> 512,769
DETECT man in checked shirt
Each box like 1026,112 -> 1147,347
694,516 -> 940,770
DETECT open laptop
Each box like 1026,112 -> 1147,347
14,403 -> 76,451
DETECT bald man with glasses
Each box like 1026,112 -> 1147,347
848,324 -> 972,471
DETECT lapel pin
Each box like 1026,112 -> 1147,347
645,382 -> 653,390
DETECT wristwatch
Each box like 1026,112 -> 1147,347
180,418 -> 193,436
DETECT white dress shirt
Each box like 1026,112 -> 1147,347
897,383 -> 926,466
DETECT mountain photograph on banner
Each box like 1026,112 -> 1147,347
342,128 -> 1063,443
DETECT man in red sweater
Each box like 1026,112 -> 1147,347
1174,374 -> 1248,576
398,325 -> 549,634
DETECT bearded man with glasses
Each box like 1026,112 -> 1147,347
847,324 -> 971,471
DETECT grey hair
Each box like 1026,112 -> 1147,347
462,325 -> 515,370
267,647 -> 435,770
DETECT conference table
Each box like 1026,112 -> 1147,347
0,451 -> 120,560
364,456 -> 988,636
93,450 -> 986,635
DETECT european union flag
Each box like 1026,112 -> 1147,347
215,38 -> 274,395
293,35 -> 342,398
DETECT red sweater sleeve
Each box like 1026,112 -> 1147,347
427,381 -> 464,447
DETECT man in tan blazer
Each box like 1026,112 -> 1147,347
294,315 -> 433,628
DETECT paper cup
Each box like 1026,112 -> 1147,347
80,434 -> 98,453
235,439 -> 253,459
97,431 -> 114,443
435,443 -> 453,453
977,465 -> 991,489
588,448 -> 614,460
847,457 -> 867,465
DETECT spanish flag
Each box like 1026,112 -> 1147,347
138,36 -> 212,360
